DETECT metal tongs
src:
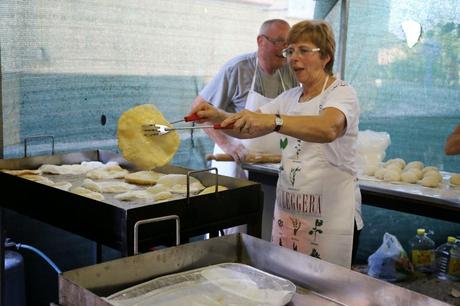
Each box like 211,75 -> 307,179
143,114 -> 233,136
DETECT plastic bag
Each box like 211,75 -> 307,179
356,130 -> 391,175
367,233 -> 413,282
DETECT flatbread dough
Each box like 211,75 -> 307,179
49,181 -> 72,191
114,190 -> 172,202
39,161 -> 105,175
86,162 -> 129,180
157,174 -> 205,194
115,190 -> 154,202
21,174 -> 55,185
117,104 -> 180,170
71,187 -> 105,201
146,184 -> 169,194
82,178 -> 137,193
1,169 -> 42,176
125,170 -> 165,185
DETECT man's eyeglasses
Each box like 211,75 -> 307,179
261,34 -> 287,47
282,47 -> 321,58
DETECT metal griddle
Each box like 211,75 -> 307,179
0,150 -> 263,256
59,233 -> 449,306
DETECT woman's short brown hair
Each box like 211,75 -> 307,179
287,20 -> 336,75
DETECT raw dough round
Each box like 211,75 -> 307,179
383,169 -> 401,182
374,167 -> 386,180
419,176 -> 439,188
422,166 -> 438,174
403,168 -> 423,180
423,170 -> 442,182
405,161 -> 424,170
385,164 -> 402,173
450,174 -> 460,186
364,164 -> 378,176
401,171 -> 418,184
384,158 -> 405,169
117,104 -> 180,170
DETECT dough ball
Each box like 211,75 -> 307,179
419,176 -> 439,188
405,161 -> 424,170
449,174 -> 460,186
385,163 -> 402,173
403,168 -> 423,180
374,167 -> 386,180
383,169 -> 401,182
384,158 -> 405,169
364,164 -> 379,176
422,166 -> 439,174
401,171 -> 418,184
423,170 -> 442,182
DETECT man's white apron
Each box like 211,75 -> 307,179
271,78 -> 355,268
212,58 -> 286,178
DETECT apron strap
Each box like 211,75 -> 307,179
277,69 -> 286,91
250,57 -> 258,91
252,56 -> 287,93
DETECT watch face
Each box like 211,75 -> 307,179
274,115 -> 283,131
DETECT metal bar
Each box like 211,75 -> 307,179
24,135 -> 55,157
336,0 -> 350,80
186,167 -> 219,206
0,208 -> 4,306
0,46 -> 3,159
133,215 -> 180,255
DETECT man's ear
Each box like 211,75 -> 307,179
256,35 -> 264,46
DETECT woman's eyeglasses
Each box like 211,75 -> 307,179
261,34 -> 287,47
282,47 -> 321,58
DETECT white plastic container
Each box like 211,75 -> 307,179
435,236 -> 459,280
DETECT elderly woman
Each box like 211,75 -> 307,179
191,20 -> 362,268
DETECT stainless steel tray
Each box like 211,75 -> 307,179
59,234 -> 449,306
105,263 -> 296,306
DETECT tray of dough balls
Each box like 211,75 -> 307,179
358,158 -> 460,203
0,156 -> 232,210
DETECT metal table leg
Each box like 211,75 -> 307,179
0,207 -> 5,306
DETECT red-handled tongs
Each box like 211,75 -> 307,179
142,114 -> 233,136
169,113 -> 202,125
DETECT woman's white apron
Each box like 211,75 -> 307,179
271,78 -> 355,268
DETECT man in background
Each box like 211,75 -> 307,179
192,19 -> 298,178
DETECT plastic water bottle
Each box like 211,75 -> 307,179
435,236 -> 459,280
408,228 -> 435,272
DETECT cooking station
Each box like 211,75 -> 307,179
0,150 -> 264,304
59,233 -> 449,306
242,163 -> 460,224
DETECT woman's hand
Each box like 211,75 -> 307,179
221,110 -> 276,138
189,102 -> 227,123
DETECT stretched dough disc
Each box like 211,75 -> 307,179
117,104 -> 180,170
